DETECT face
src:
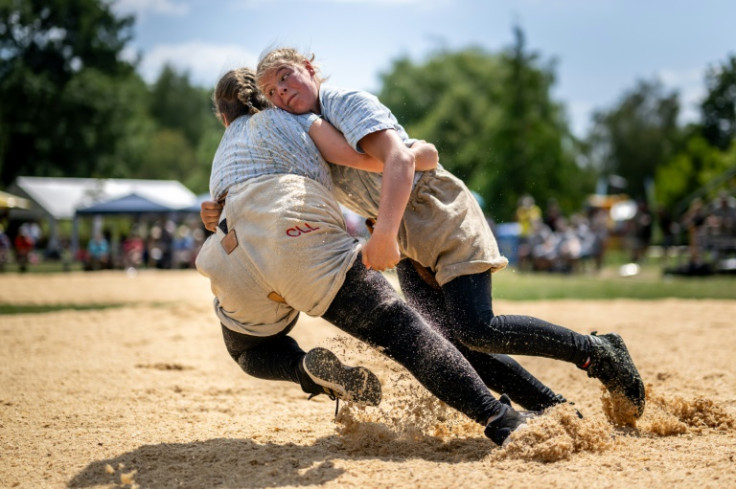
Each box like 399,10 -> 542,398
260,62 -> 320,114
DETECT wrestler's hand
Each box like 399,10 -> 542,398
362,228 -> 400,271
200,200 -> 223,233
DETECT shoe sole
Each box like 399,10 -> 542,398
303,348 -> 382,406
598,333 -> 646,417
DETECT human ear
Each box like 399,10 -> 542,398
303,60 -> 316,76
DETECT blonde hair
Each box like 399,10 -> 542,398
212,67 -> 272,125
255,47 -> 327,91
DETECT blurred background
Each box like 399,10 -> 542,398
1,0 -> 735,279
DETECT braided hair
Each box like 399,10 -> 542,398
212,67 -> 272,125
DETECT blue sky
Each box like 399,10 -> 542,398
114,0 -> 736,137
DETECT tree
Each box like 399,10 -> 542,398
149,64 -> 221,149
378,28 -> 590,221
0,0 -> 137,185
700,54 -> 736,151
585,79 -> 682,201
654,136 -> 727,211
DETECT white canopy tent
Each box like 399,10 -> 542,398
7,176 -> 199,257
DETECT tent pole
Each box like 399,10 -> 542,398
71,215 -> 79,263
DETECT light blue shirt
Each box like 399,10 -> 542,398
318,85 -> 425,218
319,85 -> 412,152
209,108 -> 329,200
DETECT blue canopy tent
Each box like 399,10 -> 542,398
8,177 -> 198,259
72,192 -> 194,262
75,193 -> 175,215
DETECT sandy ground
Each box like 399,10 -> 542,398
1,269 -> 735,489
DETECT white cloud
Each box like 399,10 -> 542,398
137,41 -> 259,87
112,0 -> 189,17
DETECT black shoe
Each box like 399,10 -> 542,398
586,332 -> 646,417
499,394 -> 540,422
300,347 -> 382,407
536,393 -> 584,419
484,400 -> 527,446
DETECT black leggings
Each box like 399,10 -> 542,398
442,272 -> 591,364
221,317 -> 304,384
397,260 -> 592,409
396,261 -> 559,410
222,257 -> 502,426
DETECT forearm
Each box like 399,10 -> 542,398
362,131 -> 414,239
310,118 -> 384,172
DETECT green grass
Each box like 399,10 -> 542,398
0,303 -> 127,315
0,260 -> 84,273
2,253 -> 734,307
493,267 -> 736,300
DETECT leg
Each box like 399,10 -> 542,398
441,272 -> 592,364
396,260 -> 562,411
220,321 -> 305,383
220,322 -> 381,405
322,257 -> 525,444
457,347 -> 563,411
442,272 -> 645,416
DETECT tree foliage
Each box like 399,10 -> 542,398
650,54 -> 736,215
0,1 -> 222,194
700,54 -> 736,151
654,136 -> 727,211
585,79 -> 682,201
2,1 -> 729,211
378,28 -> 591,221
0,0 -> 137,185
145,64 -> 223,193
149,64 -> 221,149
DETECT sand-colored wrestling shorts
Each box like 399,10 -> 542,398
196,174 -> 361,336
398,167 -> 508,286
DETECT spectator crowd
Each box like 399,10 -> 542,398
0,216 -> 206,273
1,191 -> 734,275
513,190 -> 736,274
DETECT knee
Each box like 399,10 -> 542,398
223,342 -> 243,364
363,298 -> 429,349
220,324 -> 247,363
449,314 -> 497,350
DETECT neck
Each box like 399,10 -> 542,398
313,84 -> 322,115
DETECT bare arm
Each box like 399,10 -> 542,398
359,129 -> 415,271
310,119 -> 438,173
410,140 -> 439,171
309,118 -> 384,172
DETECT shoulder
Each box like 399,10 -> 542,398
321,85 -> 394,125
322,85 -> 380,103
222,113 -> 253,137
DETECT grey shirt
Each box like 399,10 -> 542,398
318,85 -> 423,218
209,108 -> 327,200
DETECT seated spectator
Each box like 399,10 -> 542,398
172,224 -> 196,269
122,230 -> 145,270
585,209 -> 609,271
528,218 -> 558,271
14,224 -> 34,273
0,225 -> 10,272
626,200 -> 653,264
554,216 -> 583,273
515,195 -> 542,270
709,191 -> 736,237
86,232 -> 110,271
681,198 -> 708,266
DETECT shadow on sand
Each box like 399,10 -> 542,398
68,434 -> 493,488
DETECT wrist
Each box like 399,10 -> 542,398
371,221 -> 398,240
